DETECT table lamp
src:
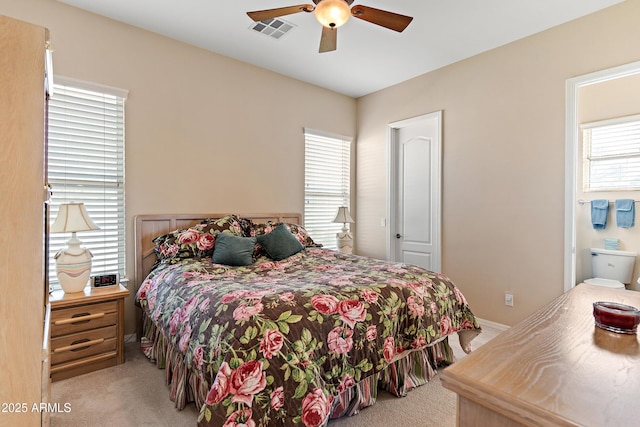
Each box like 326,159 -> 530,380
51,202 -> 99,293
333,206 -> 354,254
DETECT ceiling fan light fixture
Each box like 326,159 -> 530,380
314,0 -> 350,28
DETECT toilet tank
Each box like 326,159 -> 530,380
591,248 -> 637,284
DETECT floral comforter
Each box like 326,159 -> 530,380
136,248 -> 480,427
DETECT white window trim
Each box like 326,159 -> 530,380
581,114 -> 640,130
53,75 -> 129,99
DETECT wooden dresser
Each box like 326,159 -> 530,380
49,285 -> 129,381
441,283 -> 640,427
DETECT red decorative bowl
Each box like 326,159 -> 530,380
593,301 -> 640,334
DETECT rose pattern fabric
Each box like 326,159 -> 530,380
260,329 -> 284,359
136,248 -> 480,427
152,215 -> 247,261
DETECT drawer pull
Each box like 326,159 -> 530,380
54,312 -> 105,326
53,338 -> 105,353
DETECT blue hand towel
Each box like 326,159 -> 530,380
615,199 -> 635,228
591,199 -> 609,230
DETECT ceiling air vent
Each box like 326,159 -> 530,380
250,18 -> 295,40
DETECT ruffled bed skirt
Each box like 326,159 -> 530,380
141,311 -> 456,424
141,314 -> 211,410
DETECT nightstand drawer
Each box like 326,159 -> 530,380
51,301 -> 117,337
51,326 -> 117,365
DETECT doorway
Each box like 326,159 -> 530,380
564,60 -> 640,291
386,111 -> 442,271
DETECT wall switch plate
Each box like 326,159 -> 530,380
505,292 -> 514,307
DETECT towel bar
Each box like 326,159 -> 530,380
578,199 -> 640,205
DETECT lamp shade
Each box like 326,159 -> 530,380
314,0 -> 351,28
51,202 -> 99,233
333,206 -> 354,224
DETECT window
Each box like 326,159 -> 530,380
48,78 -> 127,289
583,115 -> 640,191
304,129 -> 352,249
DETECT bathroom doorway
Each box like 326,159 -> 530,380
565,60 -> 640,292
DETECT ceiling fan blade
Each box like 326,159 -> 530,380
350,5 -> 413,32
319,26 -> 337,53
247,4 -> 314,22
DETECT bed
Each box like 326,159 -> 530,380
134,213 -> 481,427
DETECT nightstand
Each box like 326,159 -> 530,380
49,284 -> 129,381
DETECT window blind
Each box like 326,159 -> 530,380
583,116 -> 640,191
304,129 -> 352,249
48,79 -> 127,289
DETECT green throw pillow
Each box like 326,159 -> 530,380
257,223 -> 304,261
212,232 -> 256,266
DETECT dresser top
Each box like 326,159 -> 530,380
441,283 -> 640,427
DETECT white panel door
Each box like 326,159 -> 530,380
388,112 -> 441,271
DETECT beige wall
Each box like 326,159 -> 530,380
4,0 -> 639,331
356,0 -> 640,326
576,74 -> 640,288
0,0 -> 356,334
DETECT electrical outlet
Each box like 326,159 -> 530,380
505,292 -> 514,307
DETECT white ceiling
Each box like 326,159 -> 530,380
57,0 -> 623,98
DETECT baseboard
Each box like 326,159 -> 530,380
477,317 -> 510,331
124,333 -> 137,344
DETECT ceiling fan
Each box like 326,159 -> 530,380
247,0 -> 413,53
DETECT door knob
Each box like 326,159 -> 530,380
396,234 -> 401,239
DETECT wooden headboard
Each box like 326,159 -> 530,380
134,213 -> 302,293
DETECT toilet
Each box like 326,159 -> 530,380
584,248 -> 637,289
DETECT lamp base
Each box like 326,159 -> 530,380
55,247 -> 93,293
336,231 -> 353,254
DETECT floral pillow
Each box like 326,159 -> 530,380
153,215 -> 245,261
203,215 -> 253,237
249,221 -> 321,247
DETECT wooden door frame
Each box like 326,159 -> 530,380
386,111 -> 442,271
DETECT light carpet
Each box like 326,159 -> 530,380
51,322 -> 503,427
